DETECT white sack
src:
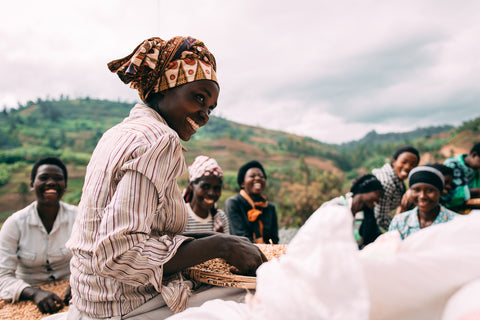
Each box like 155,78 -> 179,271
249,205 -> 370,320
360,214 -> 480,320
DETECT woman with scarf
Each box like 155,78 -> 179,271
63,36 -> 266,320
225,160 -> 279,244
183,155 -> 229,234
388,165 -> 458,239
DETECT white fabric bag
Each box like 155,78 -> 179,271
360,214 -> 480,320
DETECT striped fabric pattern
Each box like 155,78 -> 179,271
66,104 -> 191,317
183,203 -> 230,234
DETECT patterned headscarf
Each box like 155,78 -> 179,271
108,36 -> 218,103
188,155 -> 223,183
183,156 -> 223,203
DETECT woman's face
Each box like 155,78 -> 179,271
410,183 -> 440,213
392,152 -> 419,181
191,175 -> 222,213
154,80 -> 219,141
32,164 -> 66,206
242,167 -> 266,197
352,190 -> 383,214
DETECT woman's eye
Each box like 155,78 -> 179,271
195,94 -> 205,104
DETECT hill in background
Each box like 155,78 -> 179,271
1,98 -> 479,227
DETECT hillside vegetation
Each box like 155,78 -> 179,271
1,98 -> 479,227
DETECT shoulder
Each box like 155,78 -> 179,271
0,203 -> 36,233
4,202 -> 36,223
444,155 -> 465,166
373,164 -> 394,182
395,208 -> 417,222
59,201 -> 78,218
439,205 -> 458,218
225,194 -> 243,205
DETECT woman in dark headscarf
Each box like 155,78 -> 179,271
388,165 -> 458,239
321,174 -> 384,248
65,36 -> 266,319
225,160 -> 279,244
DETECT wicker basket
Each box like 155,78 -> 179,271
184,244 -> 287,289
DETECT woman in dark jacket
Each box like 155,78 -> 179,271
225,160 -> 279,244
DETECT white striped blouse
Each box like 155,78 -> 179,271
66,104 -> 191,318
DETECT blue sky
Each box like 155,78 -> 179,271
1,0 -> 479,143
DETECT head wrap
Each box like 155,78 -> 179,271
188,155 -> 223,182
237,160 -> 267,187
183,156 -> 223,203
408,165 -> 444,192
350,174 -> 383,195
108,36 -> 218,103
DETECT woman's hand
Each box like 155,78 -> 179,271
222,235 -> 268,276
21,286 -> 64,314
163,233 -> 268,276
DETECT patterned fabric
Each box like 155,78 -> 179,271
188,155 -> 223,183
372,163 -> 406,231
108,37 -> 217,103
0,201 -> 77,302
183,203 -> 230,234
443,154 -> 480,209
388,205 -> 458,239
66,104 -> 192,318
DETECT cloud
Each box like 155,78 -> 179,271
1,0 -> 480,143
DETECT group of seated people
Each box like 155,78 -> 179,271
1,142 -> 479,316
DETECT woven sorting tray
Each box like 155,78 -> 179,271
184,244 -> 287,289
0,279 -> 70,320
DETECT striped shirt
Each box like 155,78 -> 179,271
372,163 -> 406,231
66,104 -> 191,318
183,203 -> 230,234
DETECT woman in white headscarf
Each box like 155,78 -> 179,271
183,155 -> 229,234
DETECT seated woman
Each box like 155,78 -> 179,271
388,165 -> 458,239
64,36 -> 266,319
225,160 -> 279,244
0,157 -> 77,314
397,163 -> 455,213
321,174 -> 384,248
372,145 -> 420,231
183,155 -> 229,234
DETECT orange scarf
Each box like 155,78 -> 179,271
240,189 -> 268,244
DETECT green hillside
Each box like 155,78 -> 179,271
1,98 -> 479,227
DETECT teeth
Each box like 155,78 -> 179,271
204,199 -> 214,204
186,117 -> 200,130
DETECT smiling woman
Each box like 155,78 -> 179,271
372,145 -> 420,231
225,160 -> 279,244
388,165 -> 458,239
60,36 -> 267,320
182,156 -> 229,234
0,157 -> 77,315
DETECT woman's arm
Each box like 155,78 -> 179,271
163,233 -> 267,276
0,217 -> 31,302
